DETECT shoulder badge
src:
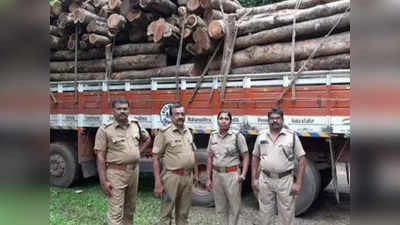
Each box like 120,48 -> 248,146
160,124 -> 171,133
103,120 -> 113,128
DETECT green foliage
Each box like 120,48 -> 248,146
49,0 -> 58,7
239,0 -> 285,8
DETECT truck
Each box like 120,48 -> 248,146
49,69 -> 350,215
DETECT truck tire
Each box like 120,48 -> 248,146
192,151 -> 215,207
295,159 -> 321,216
319,167 -> 333,191
50,142 -> 80,187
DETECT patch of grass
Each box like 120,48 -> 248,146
50,173 -> 161,225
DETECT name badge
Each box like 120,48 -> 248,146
260,140 -> 268,144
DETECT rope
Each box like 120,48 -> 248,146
175,20 -> 185,102
277,6 -> 350,103
74,24 -> 79,104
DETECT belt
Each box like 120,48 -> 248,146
106,163 -> 136,171
262,169 -> 292,179
213,165 -> 238,173
168,169 -> 192,176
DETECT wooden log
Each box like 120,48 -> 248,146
50,54 -> 167,73
50,43 -> 163,61
187,0 -> 203,15
50,72 -> 105,81
99,4 -> 112,17
74,7 -> 106,24
203,8 -> 223,24
93,0 -> 108,8
50,25 -> 65,37
68,1 -> 81,13
109,0 -> 122,12
139,0 -> 177,17
50,35 -> 67,50
129,26 -> 147,42
177,0 -> 188,6
148,19 -> 180,43
178,6 -> 187,17
237,0 -> 340,17
126,9 -> 158,28
204,0 -> 242,14
57,12 -> 74,29
81,1 -> 96,14
67,34 -> 77,50
51,0 -> 65,17
107,13 -> 127,35
86,19 -> 109,36
237,0 -> 350,35
193,26 -> 214,53
208,20 -> 225,39
186,14 -> 206,28
235,12 -> 350,49
113,63 -> 200,79
208,53 -> 350,74
209,32 -> 350,69
89,33 -> 111,47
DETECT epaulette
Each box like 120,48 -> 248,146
160,124 -> 171,132
103,120 -> 113,128
258,129 -> 269,135
210,129 -> 218,134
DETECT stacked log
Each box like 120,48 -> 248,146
49,0 -> 350,81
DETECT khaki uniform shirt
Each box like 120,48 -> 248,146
94,119 -> 150,164
207,130 -> 248,168
253,128 -> 305,173
152,124 -> 197,170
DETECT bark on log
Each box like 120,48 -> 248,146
68,2 -> 81,13
139,0 -> 177,17
186,14 -> 206,28
109,0 -> 122,12
51,0 -> 64,16
99,4 -> 112,17
50,35 -> 67,50
210,32 -> 350,69
113,63 -> 199,79
203,8 -> 223,24
50,43 -> 163,61
87,19 -> 109,36
193,26 -> 214,54
50,25 -> 65,37
107,13 -> 127,34
89,33 -> 111,47
74,8 -> 106,24
208,53 -> 350,74
237,0 -> 350,35
50,54 -> 167,73
57,12 -> 74,29
67,34 -> 77,50
178,6 -> 187,17
235,12 -> 350,49
126,9 -> 158,28
148,19 -> 180,43
237,0 -> 340,17
81,1 -> 96,14
203,0 -> 242,14
50,72 -> 105,81
93,0 -> 108,8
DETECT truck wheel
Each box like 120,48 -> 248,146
50,142 -> 80,187
295,159 -> 321,216
192,151 -> 215,207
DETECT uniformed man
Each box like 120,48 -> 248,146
94,98 -> 151,225
206,110 -> 249,225
152,103 -> 199,225
251,107 -> 306,225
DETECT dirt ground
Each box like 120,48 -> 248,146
188,163 -> 350,225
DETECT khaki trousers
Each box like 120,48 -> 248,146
106,165 -> 139,225
258,172 -> 295,225
159,171 -> 193,225
212,169 -> 242,225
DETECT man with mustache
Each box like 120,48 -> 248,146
152,103 -> 199,225
251,107 -> 306,225
94,98 -> 151,225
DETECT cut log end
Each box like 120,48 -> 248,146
208,20 -> 224,39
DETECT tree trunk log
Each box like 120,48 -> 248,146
148,19 -> 180,43
99,4 -> 112,17
50,54 -> 167,73
93,0 -> 108,8
50,35 -> 67,50
126,9 -> 158,28
68,2 -> 81,13
109,0 -> 122,12
193,26 -> 214,54
107,13 -> 127,35
50,42 -> 163,61
139,0 -> 177,17
205,0 -> 242,14
51,0 -> 65,17
74,7 -> 106,24
208,53 -> 350,74
235,12 -> 350,49
187,0 -> 203,15
237,0 -> 340,17
57,12 -> 74,29
89,33 -> 111,47
50,72 -> 105,81
203,8 -> 223,24
186,14 -> 206,28
50,25 -> 65,37
82,1 -> 96,13
178,6 -> 187,17
210,32 -> 350,69
237,0 -> 350,35
113,63 -> 200,79
129,26 -> 147,42
87,19 -> 109,36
